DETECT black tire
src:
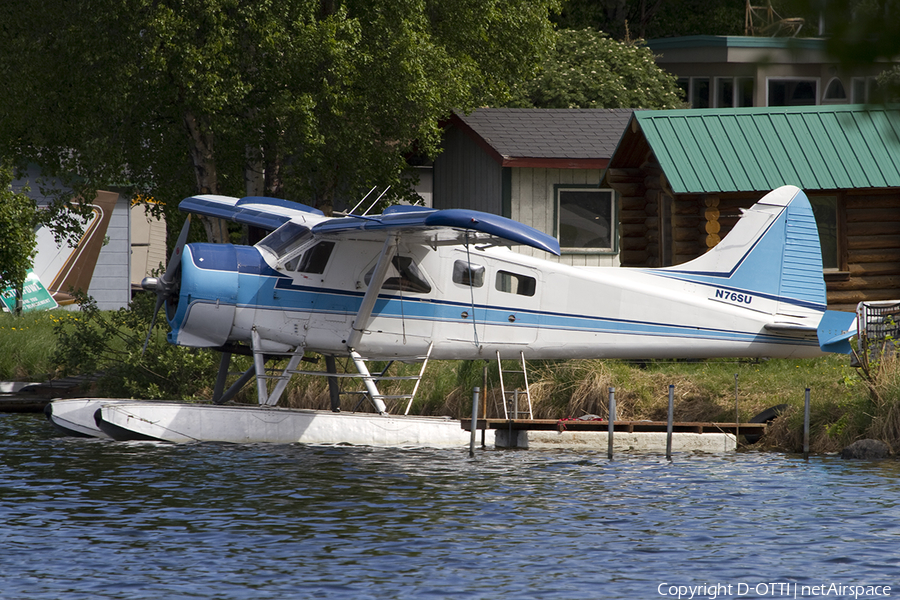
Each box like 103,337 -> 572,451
744,404 -> 790,444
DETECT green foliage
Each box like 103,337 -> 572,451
800,0 -> 900,65
553,0 -> 747,40
0,310 -> 64,379
0,165 -> 37,312
505,29 -> 684,109
0,0 -> 559,218
51,293 -> 221,400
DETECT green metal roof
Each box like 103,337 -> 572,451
631,104 -> 900,194
646,35 -> 828,52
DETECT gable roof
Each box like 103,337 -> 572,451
612,104 -> 900,194
451,108 -> 634,169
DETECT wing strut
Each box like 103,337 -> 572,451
251,327 -> 305,406
346,235 -> 397,351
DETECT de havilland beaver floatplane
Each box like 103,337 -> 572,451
46,184 -> 857,446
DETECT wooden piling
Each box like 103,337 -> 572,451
666,384 -> 674,460
607,387 -> 616,459
470,387 -> 480,458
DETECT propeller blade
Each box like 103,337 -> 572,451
162,215 -> 191,283
141,215 -> 191,357
141,295 -> 165,356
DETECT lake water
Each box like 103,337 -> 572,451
1,412 -> 899,600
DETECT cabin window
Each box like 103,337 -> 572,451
851,77 -> 879,103
257,222 -> 312,259
556,187 -> 615,251
364,256 -> 431,293
823,78 -> 847,103
495,270 -> 536,297
287,241 -> 335,274
767,78 -> 818,106
714,77 -> 754,107
452,260 -> 485,287
809,196 -> 840,270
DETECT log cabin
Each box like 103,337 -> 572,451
604,104 -> 900,311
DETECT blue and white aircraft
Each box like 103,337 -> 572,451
47,184 -> 857,444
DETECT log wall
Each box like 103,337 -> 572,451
608,166 -> 900,311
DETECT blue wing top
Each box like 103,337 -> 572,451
179,195 -> 323,231
311,206 -> 560,255
180,195 -> 561,256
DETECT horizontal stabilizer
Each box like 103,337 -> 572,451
818,310 -> 857,354
764,322 -> 817,333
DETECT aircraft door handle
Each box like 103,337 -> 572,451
508,314 -> 516,322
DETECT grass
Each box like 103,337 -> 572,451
3,305 -> 899,454
0,309 -> 78,380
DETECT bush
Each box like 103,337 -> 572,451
52,292 -> 225,400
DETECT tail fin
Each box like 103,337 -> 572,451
38,191 -> 119,305
656,185 -> 826,314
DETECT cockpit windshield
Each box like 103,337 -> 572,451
257,222 -> 312,259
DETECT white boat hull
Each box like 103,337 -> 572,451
95,401 -> 489,447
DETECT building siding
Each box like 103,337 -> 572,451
88,195 -> 131,310
433,127 -> 503,214
511,168 -> 619,267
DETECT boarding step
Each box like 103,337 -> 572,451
497,350 -> 533,420
348,344 -> 433,414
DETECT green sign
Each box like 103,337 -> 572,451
1,270 -> 59,312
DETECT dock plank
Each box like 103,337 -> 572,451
463,418 -> 766,436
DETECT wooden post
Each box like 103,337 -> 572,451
666,384 -> 674,460
734,373 -> 740,447
607,387 -> 616,460
470,387 -> 480,458
803,388 -> 811,460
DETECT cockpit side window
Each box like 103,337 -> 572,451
364,256 -> 432,293
452,260 -> 485,287
257,222 -> 312,259
295,241 -> 335,274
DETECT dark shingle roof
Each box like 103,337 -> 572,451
451,108 -> 634,168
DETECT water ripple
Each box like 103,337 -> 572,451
2,413 -> 899,599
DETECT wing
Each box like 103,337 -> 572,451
179,196 -> 561,256
312,205 -> 561,256
179,195 -> 325,231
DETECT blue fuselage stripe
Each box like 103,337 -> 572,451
177,258 -> 817,348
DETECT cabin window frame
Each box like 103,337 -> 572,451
364,255 -> 432,294
714,76 -> 755,108
851,77 -> 878,103
553,185 -> 618,255
257,222 -> 313,262
822,77 -> 848,104
452,260 -> 485,288
808,194 -> 848,274
766,77 -> 819,107
495,270 -> 536,297
285,241 -> 335,274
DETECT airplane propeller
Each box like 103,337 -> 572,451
140,215 -> 191,355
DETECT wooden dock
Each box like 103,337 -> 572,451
463,418 -> 765,451
0,375 -> 101,413
464,418 -> 766,436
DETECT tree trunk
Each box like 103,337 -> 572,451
183,109 -> 230,243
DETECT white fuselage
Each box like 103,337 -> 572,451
173,237 -> 822,361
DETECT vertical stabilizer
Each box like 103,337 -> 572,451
40,191 -> 119,305
654,185 -> 827,313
